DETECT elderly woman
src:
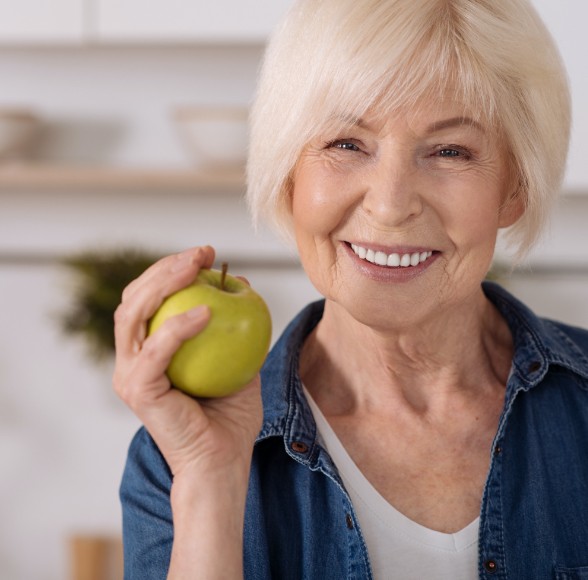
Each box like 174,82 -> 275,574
115,0 -> 588,578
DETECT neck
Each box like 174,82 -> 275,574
299,289 -> 513,418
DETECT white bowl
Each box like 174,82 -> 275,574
0,110 -> 40,160
173,107 -> 248,170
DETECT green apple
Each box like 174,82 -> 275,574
148,264 -> 272,398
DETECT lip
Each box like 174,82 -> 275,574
343,241 -> 439,282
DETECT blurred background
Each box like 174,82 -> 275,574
0,1 -> 586,578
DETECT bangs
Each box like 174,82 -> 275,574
294,0 -> 502,142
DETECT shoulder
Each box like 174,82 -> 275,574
539,318 -> 588,383
484,281 -> 588,382
543,317 -> 588,350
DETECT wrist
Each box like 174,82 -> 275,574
168,466 -> 251,579
171,460 -> 251,512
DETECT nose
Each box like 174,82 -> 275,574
361,155 -> 424,227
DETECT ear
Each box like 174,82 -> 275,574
285,173 -> 296,212
498,166 -> 526,228
498,188 -> 525,229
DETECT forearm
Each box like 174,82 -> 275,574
167,463 -> 251,580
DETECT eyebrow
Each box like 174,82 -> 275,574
332,114 -> 487,135
425,116 -> 486,134
332,114 -> 366,129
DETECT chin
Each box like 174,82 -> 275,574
329,290 -> 432,332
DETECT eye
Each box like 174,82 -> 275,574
434,145 -> 471,159
325,140 -> 361,152
439,148 -> 460,157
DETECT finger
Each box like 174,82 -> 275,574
114,247 -> 215,356
122,246 -> 215,304
118,305 -> 211,405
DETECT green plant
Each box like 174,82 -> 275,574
58,248 -> 161,362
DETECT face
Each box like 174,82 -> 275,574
290,99 -> 522,329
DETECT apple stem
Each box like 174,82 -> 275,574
221,262 -> 228,291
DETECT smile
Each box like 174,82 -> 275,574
350,243 -> 434,267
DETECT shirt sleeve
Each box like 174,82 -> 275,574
119,427 -> 174,579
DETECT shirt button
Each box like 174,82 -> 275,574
484,559 -> 498,574
345,513 -> 354,529
494,445 -> 503,456
528,361 -> 541,373
291,441 -> 309,453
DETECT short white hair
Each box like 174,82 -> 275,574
247,0 -> 571,260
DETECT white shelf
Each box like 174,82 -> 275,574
0,163 -> 245,191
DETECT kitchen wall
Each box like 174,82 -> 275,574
1,2 -> 588,579
0,43 -> 326,580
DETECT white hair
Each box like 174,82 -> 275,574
247,0 -> 571,260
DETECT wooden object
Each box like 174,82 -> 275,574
0,163 -> 244,191
69,534 -> 123,580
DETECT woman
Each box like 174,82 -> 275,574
115,1 -> 588,578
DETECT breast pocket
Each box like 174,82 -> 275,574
555,565 -> 588,580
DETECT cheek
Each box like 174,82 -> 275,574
459,202 -> 500,237
291,170 -> 350,237
290,174 -> 347,297
439,176 -> 504,241
449,214 -> 500,261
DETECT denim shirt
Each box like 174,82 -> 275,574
120,282 -> 588,579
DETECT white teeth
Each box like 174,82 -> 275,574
375,251 -> 387,266
350,244 -> 434,268
387,253 -> 400,267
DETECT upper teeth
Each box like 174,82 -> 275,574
350,244 -> 433,267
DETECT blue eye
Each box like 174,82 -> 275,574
439,148 -> 461,157
326,140 -> 360,152
436,146 -> 472,159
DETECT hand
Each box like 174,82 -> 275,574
113,246 -> 263,479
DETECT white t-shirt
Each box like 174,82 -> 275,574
304,388 -> 479,580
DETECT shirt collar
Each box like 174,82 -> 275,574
258,283 -> 588,444
258,300 -> 323,447
483,281 -> 588,390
